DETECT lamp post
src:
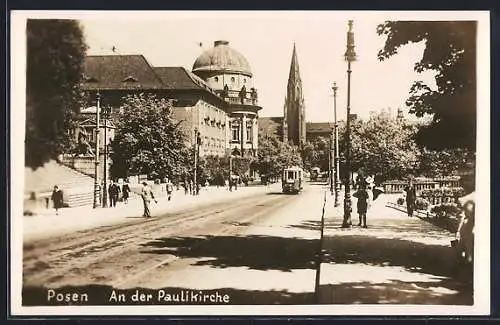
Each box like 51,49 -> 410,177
329,133 -> 333,194
93,92 -> 101,209
342,20 -> 357,228
332,82 -> 340,207
102,105 -> 109,208
194,128 -> 201,195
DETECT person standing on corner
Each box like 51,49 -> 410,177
51,185 -> 64,215
141,181 -> 157,218
353,182 -> 369,228
404,179 -> 417,217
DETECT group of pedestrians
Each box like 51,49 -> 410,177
352,177 -> 417,228
106,180 -> 131,207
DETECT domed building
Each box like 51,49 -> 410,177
73,40 -> 262,186
192,40 -> 262,157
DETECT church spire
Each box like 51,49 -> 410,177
283,43 -> 306,145
288,43 -> 301,91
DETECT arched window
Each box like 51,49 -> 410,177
231,77 -> 235,83
214,76 -> 219,82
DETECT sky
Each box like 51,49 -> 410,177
77,11 -> 444,122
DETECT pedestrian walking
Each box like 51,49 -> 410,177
108,180 -> 121,207
166,178 -> 174,201
404,179 -> 417,217
189,179 -> 193,195
121,180 -> 130,204
353,183 -> 369,228
141,182 -> 157,218
51,185 -> 64,215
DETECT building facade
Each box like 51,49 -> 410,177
192,40 -> 261,157
79,40 -> 262,159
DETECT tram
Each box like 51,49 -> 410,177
282,166 -> 304,194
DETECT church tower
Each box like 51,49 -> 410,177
283,43 -> 306,146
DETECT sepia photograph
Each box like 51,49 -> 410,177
10,10 -> 490,316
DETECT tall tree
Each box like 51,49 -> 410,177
302,137 -> 330,172
377,21 -> 476,150
339,112 -> 421,182
26,19 -> 88,168
110,94 -> 189,180
256,130 -> 302,179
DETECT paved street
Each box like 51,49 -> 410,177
319,192 -> 473,305
22,183 -> 472,305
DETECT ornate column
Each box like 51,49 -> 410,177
240,114 -> 246,156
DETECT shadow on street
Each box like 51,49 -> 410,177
139,235 -> 319,272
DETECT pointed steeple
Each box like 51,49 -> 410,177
287,43 -> 301,92
283,43 -> 306,145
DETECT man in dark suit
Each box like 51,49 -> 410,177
108,180 -> 121,207
404,180 -> 417,217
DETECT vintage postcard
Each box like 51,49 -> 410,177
11,10 -> 490,316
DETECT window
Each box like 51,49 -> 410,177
214,76 -> 219,82
231,77 -> 235,83
246,122 -> 253,143
243,78 -> 247,83
231,121 -> 240,142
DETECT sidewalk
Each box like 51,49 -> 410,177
318,191 -> 473,305
23,183 -> 281,242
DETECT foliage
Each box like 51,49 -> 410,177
25,19 -> 88,168
338,111 -> 420,182
377,21 -> 476,150
420,187 -> 465,199
301,137 -> 330,172
256,130 -> 302,178
430,203 -> 462,218
415,198 -> 430,211
397,197 -> 405,205
200,155 -> 253,185
418,148 -> 475,178
110,94 -> 189,180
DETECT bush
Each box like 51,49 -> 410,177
397,197 -> 405,205
430,203 -> 462,218
415,198 -> 430,210
420,187 -> 465,199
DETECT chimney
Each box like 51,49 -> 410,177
214,40 -> 229,47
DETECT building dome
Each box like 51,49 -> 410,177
192,40 -> 252,77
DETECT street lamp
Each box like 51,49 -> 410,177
193,128 -> 201,195
93,92 -> 101,209
342,20 -> 357,228
102,105 -> 110,208
332,82 -> 340,207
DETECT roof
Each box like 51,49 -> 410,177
192,40 -> 252,77
82,55 -> 163,90
259,116 -> 283,133
306,122 -> 335,133
154,67 -> 218,94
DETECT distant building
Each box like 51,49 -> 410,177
305,122 -> 334,141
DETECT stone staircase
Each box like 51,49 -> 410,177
24,160 -> 96,211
